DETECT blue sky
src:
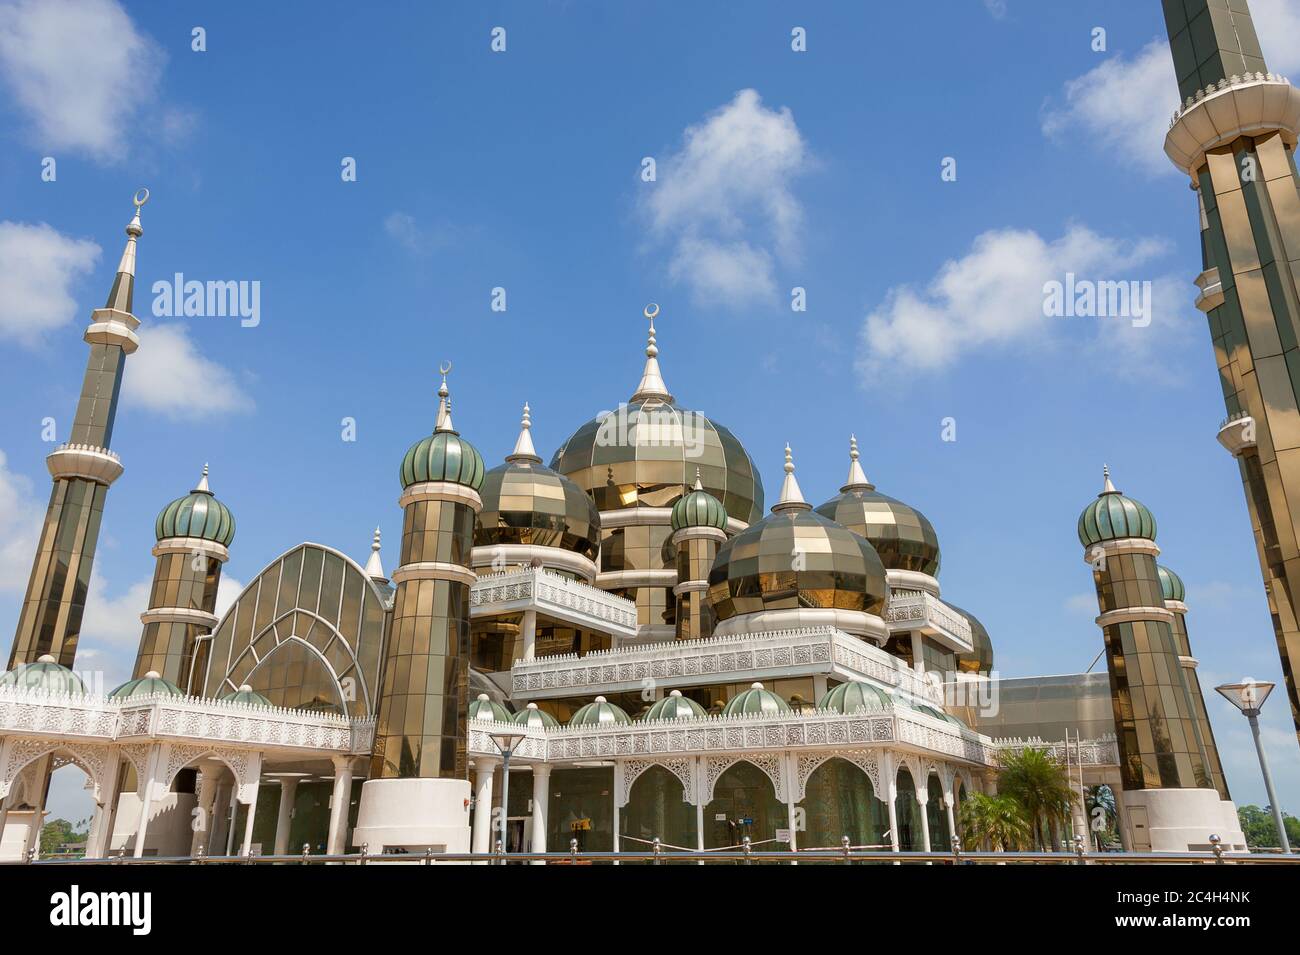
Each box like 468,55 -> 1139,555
2,0 -> 1299,820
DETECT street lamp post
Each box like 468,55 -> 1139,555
1215,678 -> 1291,853
488,729 -> 527,862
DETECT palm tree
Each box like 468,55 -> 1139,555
958,793 -> 1032,852
1085,785 -> 1117,849
996,747 -> 1080,851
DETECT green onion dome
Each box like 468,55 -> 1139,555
814,437 -> 940,576
908,700 -> 966,728
400,430 -> 485,490
1157,565 -> 1185,603
110,670 -> 184,700
0,654 -> 86,695
568,695 -> 632,727
221,684 -> 271,707
641,689 -> 707,721
469,692 -> 513,723
1077,466 -> 1156,547
816,680 -> 892,714
722,682 -> 791,716
513,701 -> 561,729
670,472 -> 729,533
947,602 -> 994,675
155,465 -> 235,546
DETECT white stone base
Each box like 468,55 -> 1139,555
1218,799 -> 1248,851
110,793 -> 197,857
352,778 -> 471,855
1121,788 -> 1242,852
0,810 -> 41,860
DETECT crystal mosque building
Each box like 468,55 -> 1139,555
0,183 -> 1258,861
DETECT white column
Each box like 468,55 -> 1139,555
239,778 -> 261,857
208,781 -> 230,855
784,752 -> 799,857
85,754 -> 121,859
612,762 -> 622,862
812,675 -> 828,701
881,754 -> 900,854
916,787 -> 932,857
326,756 -> 354,856
910,632 -> 924,675
273,778 -> 299,856
471,757 -> 498,857
21,756 -> 51,860
223,786 -> 238,856
529,764 -> 550,864
944,791 -> 957,851
132,746 -> 162,859
190,762 -> 221,857
521,608 -> 537,661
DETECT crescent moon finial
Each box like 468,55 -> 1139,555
439,359 -> 453,376
133,187 -> 150,208
643,303 -> 659,321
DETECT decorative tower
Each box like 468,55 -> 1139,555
1162,0 -> 1300,742
8,190 -> 149,670
354,364 -> 485,853
134,465 -> 235,689
1156,565 -> 1231,801
670,469 -> 728,640
1077,466 -> 1237,850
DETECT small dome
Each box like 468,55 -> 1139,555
0,654 -> 86,695
947,602 -> 994,675
722,682 -> 790,716
401,430 -> 485,490
110,670 -> 184,700
221,684 -> 271,707
513,701 -> 561,729
155,465 -> 235,546
817,680 -> 892,714
902,696 -> 965,728
1158,565 -> 1185,603
641,689 -> 707,721
468,692 -> 513,723
1077,466 -> 1156,547
671,472 -> 729,532
569,695 -> 632,727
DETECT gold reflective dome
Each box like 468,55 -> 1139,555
475,459 -> 601,560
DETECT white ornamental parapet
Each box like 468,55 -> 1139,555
993,734 -> 1120,767
472,567 -> 638,637
883,591 -> 973,652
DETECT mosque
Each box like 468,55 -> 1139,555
0,192 -> 1247,860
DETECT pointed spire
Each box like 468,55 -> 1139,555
841,433 -> 874,492
506,401 -> 542,464
630,303 -> 674,403
434,361 -> 457,434
105,188 -> 148,314
193,463 -> 211,494
772,443 -> 810,512
364,526 -> 386,581
692,467 -> 704,492
1100,463 -> 1119,496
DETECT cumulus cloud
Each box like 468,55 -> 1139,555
0,221 -> 100,347
1042,3 -> 1300,176
642,89 -> 810,308
122,324 -> 254,420
856,224 -> 1181,378
0,450 -> 43,595
0,0 -> 165,163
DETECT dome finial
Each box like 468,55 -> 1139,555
104,187 -> 149,313
693,467 -> 703,491
194,462 -> 211,494
773,443 -> 810,512
1101,463 -> 1118,495
435,360 -> 457,433
630,303 -> 674,403
506,401 -> 542,464
364,525 -> 386,580
842,433 -> 873,491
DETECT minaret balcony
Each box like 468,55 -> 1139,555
84,306 -> 141,354
1194,267 -> 1224,312
1164,72 -> 1300,176
1217,411 -> 1257,457
883,591 -> 974,654
46,443 -> 123,486
472,566 -> 639,639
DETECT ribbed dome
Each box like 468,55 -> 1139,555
722,682 -> 790,716
1158,565 -> 1185,603
1077,466 -> 1156,547
641,689 -> 707,721
947,602 -> 994,675
156,466 -> 235,546
0,654 -> 85,695
569,695 -> 632,727
476,461 -> 601,559
513,701 -> 561,729
110,671 -> 183,700
221,684 -> 271,707
401,430 -> 485,490
468,692 -> 513,723
815,489 -> 940,576
671,473 -> 729,532
817,680 -> 892,714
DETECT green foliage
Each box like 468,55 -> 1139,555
958,792 -> 1032,851
995,747 -> 1080,850
39,817 -> 89,856
1237,804 -> 1299,849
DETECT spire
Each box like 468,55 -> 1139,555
841,434 -> 873,492
506,401 -> 542,464
630,303 -> 674,403
434,361 -> 457,434
772,444 -> 810,513
1100,464 -> 1119,496
105,188 -> 148,314
692,467 -> 704,492
193,463 -> 211,494
364,526 -> 386,581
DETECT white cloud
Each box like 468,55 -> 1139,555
856,224 -> 1179,377
0,449 -> 43,595
642,89 -> 810,307
0,221 -> 100,347
122,324 -> 254,420
0,0 -> 164,162
81,572 -> 151,650
383,211 -> 456,256
215,574 -> 243,618
1042,6 -> 1300,176
983,0 -> 1007,19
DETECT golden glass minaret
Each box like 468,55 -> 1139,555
8,192 -> 148,670
1162,0 -> 1300,742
